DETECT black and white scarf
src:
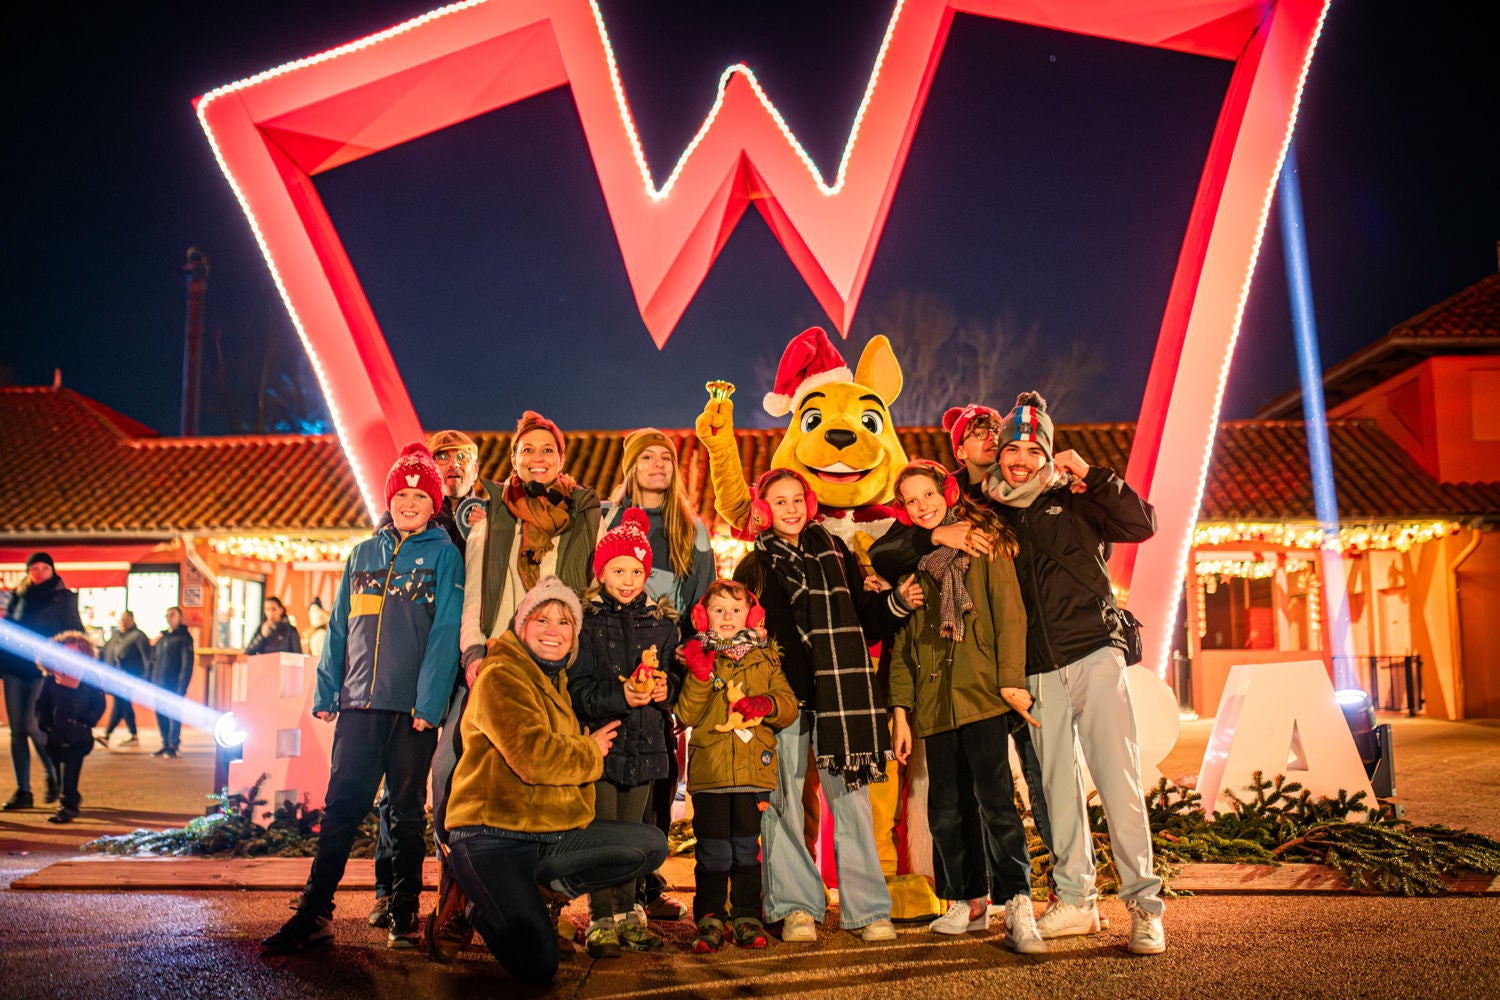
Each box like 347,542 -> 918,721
759,525 -> 890,789
917,512 -> 973,641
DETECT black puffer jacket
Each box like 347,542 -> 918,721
1,574 -> 85,680
997,466 -> 1155,674
569,592 -> 682,788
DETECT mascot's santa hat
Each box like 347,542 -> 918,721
763,326 -> 853,418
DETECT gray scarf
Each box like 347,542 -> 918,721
985,462 -> 1068,508
917,513 -> 973,642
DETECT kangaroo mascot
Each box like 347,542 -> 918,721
695,326 -> 936,910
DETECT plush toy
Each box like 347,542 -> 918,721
714,679 -> 758,732
695,326 -> 909,565
619,644 -> 665,695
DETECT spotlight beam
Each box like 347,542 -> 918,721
0,620 -> 225,740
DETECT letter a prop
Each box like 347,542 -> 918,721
1197,660 -> 1374,816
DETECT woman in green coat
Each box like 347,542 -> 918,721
889,460 -> 1043,954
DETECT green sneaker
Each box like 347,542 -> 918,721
586,924 -> 622,958
617,920 -> 666,952
692,917 -> 724,954
731,916 -> 769,949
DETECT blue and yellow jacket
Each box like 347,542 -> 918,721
315,523 -> 464,726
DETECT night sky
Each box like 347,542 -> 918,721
4,2 -> 1495,437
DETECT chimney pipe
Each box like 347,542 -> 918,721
181,248 -> 210,436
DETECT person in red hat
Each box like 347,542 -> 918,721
263,442 -> 463,955
566,508 -> 682,957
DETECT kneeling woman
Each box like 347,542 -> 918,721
442,577 -> 668,984
889,461 -> 1044,953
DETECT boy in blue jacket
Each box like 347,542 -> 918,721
263,443 -> 464,954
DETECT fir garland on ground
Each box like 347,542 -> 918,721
1074,771 -> 1500,897
82,773 -> 434,858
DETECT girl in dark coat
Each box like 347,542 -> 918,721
569,509 -> 681,956
1,553 -> 80,810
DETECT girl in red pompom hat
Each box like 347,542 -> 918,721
566,508 -> 682,957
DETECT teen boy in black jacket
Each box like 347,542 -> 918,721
985,391 -> 1165,957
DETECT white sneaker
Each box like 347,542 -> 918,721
929,900 -> 988,935
1002,894 -> 1047,954
781,910 -> 818,942
1034,899 -> 1101,939
1126,901 -> 1165,955
859,918 -> 898,942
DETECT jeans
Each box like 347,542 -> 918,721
588,780 -> 652,920
1027,646 -> 1163,916
637,723 -> 679,906
153,662 -> 193,751
447,820 -> 667,985
4,675 -> 55,793
761,710 -> 891,929
103,667 -> 143,738
1011,719 -> 1053,855
378,681 -> 469,898
299,710 -> 438,917
925,713 -> 1032,902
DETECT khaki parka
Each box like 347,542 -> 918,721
889,551 -> 1027,738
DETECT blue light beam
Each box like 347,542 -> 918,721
0,618 -> 236,745
1278,142 -> 1356,684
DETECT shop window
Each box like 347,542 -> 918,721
1201,577 -> 1276,650
77,586 -> 127,642
128,569 -> 181,636
215,576 -> 265,650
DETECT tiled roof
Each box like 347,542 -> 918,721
3,387 -> 1496,538
0,387 -> 365,535
1260,270 -> 1500,417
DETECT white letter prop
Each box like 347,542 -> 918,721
1197,660 -> 1375,816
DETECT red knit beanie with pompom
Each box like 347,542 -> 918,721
384,443 -> 444,512
594,507 -> 654,578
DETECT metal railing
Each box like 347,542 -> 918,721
1332,655 -> 1424,717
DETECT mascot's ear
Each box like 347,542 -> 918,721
854,335 -> 903,407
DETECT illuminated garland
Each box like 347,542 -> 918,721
1193,521 -> 1457,555
1195,556 -> 1313,582
708,532 -> 752,580
209,535 -> 360,564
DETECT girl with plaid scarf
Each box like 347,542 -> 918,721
888,461 -> 1044,953
732,469 -> 921,944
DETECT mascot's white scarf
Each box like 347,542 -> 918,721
985,461 -> 1070,509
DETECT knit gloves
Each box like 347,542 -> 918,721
730,695 -> 774,722
681,639 -> 715,682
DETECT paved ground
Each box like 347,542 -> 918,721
1,716 -> 1497,997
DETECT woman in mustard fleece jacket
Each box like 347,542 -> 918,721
440,576 -> 668,985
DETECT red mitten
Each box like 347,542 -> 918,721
731,695 -> 774,722
681,639 -> 715,682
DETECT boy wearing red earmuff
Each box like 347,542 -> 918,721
677,580 -> 798,953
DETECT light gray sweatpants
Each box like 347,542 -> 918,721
1027,645 -> 1163,916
